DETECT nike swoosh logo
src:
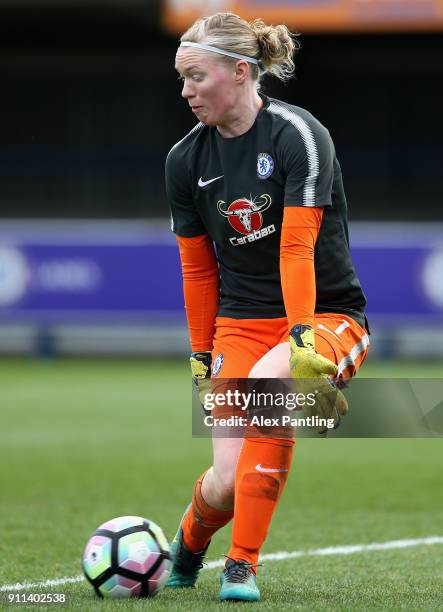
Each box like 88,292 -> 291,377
198,175 -> 223,188
256,463 -> 289,473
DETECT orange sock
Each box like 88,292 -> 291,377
228,437 -> 294,567
182,471 -> 234,553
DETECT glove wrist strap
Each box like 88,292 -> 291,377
290,324 -> 313,349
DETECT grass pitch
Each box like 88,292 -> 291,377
1,357 -> 442,610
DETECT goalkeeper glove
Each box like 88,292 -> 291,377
190,351 -> 212,409
289,324 -> 348,434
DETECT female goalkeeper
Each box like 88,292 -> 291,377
165,12 -> 369,602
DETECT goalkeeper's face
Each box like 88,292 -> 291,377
175,48 -> 241,127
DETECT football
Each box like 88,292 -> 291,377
82,515 -> 172,598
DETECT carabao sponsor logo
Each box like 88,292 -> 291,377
217,194 -> 274,246
229,224 -> 276,246
217,194 -> 271,235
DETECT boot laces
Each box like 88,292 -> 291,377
224,557 -> 261,583
175,537 -> 208,575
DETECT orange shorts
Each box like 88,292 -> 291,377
211,313 -> 369,380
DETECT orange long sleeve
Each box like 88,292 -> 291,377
176,234 -> 220,352
280,206 -> 323,331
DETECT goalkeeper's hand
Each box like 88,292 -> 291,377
190,351 -> 212,409
289,324 -> 348,434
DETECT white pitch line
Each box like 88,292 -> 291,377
0,575 -> 85,592
205,536 -> 443,569
1,536 -> 443,592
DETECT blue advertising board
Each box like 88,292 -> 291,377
0,221 -> 442,324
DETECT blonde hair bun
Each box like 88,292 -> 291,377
181,12 -> 299,85
250,19 -> 297,79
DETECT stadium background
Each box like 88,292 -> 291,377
1,0 -> 443,607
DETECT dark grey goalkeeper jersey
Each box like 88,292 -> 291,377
165,94 -> 367,327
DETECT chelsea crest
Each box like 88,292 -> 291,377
257,153 -> 274,179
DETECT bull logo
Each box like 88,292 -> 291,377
217,194 -> 271,235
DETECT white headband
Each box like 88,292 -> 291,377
179,41 -> 259,65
